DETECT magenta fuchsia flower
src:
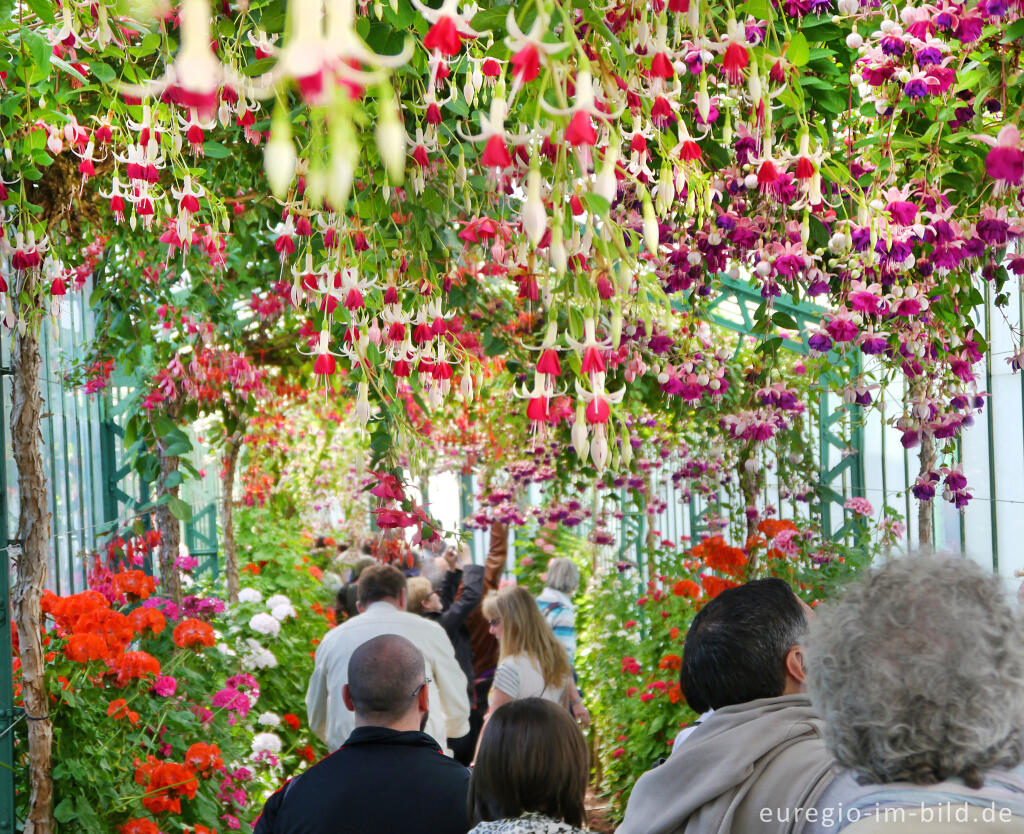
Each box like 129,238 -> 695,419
976,125 -> 1024,190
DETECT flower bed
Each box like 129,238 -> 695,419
11,508 -> 337,832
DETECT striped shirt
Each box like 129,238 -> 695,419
536,588 -> 576,661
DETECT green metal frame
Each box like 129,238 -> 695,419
186,504 -> 220,579
701,277 -> 866,541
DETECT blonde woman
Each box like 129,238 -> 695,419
480,586 -> 588,732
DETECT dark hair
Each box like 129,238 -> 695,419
469,698 -> 589,827
681,577 -> 807,712
334,584 -> 359,621
357,564 -> 407,605
347,635 -> 425,721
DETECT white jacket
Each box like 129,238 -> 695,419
305,601 -> 471,752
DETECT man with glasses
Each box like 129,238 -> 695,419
257,634 -> 471,834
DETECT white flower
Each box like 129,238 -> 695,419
249,612 -> 282,637
240,638 -> 279,670
258,712 -> 281,727
266,593 -> 291,609
252,732 -> 283,755
322,570 -> 343,593
216,642 -> 237,657
271,602 -> 298,621
238,588 -> 263,604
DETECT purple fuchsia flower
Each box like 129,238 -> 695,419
903,73 -> 930,98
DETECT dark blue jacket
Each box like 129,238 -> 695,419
253,726 -> 471,834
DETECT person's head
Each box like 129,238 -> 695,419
806,555 -> 1024,788
681,577 -> 810,713
334,583 -> 358,621
406,576 -> 442,615
469,698 -> 589,827
545,558 -> 581,595
482,586 -> 570,689
342,635 -> 429,732
356,564 -> 407,611
350,556 -> 377,582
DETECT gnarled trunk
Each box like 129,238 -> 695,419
917,431 -> 936,551
155,451 -> 183,604
222,430 -> 244,603
9,269 -> 54,834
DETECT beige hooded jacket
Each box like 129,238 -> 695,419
617,694 -> 836,834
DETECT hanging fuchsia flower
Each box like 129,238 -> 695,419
413,0 -> 480,56
566,111 -> 598,147
511,44 -> 541,83
976,125 -> 1024,190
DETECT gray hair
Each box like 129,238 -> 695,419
347,634 -> 426,721
805,555 -> 1024,788
545,557 -> 580,594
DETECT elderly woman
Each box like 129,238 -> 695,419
536,558 -> 580,662
804,555 -> 1024,833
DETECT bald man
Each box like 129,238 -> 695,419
255,635 -> 471,834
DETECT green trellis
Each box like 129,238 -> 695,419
700,276 -> 866,542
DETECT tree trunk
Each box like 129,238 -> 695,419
9,269 -> 54,834
917,431 -> 936,551
222,431 -> 243,603
738,443 -> 760,575
155,451 -> 183,604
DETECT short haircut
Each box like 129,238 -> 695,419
545,558 -> 580,594
469,698 -> 588,827
347,634 -> 426,721
406,576 -> 434,615
357,564 -> 407,605
681,577 -> 807,712
806,555 -> 1024,788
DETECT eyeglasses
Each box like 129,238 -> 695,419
411,675 -> 433,699
488,618 -> 502,628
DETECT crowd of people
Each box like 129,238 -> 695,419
255,537 -> 1024,834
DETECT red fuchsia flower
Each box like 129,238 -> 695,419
504,8 -> 568,93
975,125 -> 1024,190
511,44 -> 540,83
412,0 -> 480,56
565,110 -> 598,147
720,21 -> 750,85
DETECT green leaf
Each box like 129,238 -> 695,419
163,470 -> 184,489
203,140 -> 231,159
470,5 -> 509,32
742,0 -> 771,18
50,55 -> 87,82
23,30 -> 52,77
0,0 -> 14,26
24,0 -> 54,23
54,798 -> 76,823
164,439 -> 193,457
788,33 -> 810,67
167,496 -> 193,522
583,192 -> 610,217
87,59 -> 116,83
772,312 -> 800,330
484,336 -> 507,357
136,454 -> 160,483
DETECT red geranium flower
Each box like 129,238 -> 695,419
172,618 -> 216,650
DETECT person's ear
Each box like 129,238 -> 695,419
342,684 -> 356,712
355,600 -> 365,614
785,645 -> 807,686
398,589 -> 408,610
417,680 -> 430,712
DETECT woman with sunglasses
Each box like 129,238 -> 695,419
478,586 -> 573,726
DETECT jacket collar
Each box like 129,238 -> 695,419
341,726 -> 442,751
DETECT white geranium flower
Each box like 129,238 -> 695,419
238,588 -> 263,604
266,593 -> 291,609
240,638 -> 279,670
258,712 -> 281,726
322,570 -> 343,593
252,732 -> 283,754
249,612 -> 282,637
271,602 -> 298,621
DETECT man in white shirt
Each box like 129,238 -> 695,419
306,564 -> 470,754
